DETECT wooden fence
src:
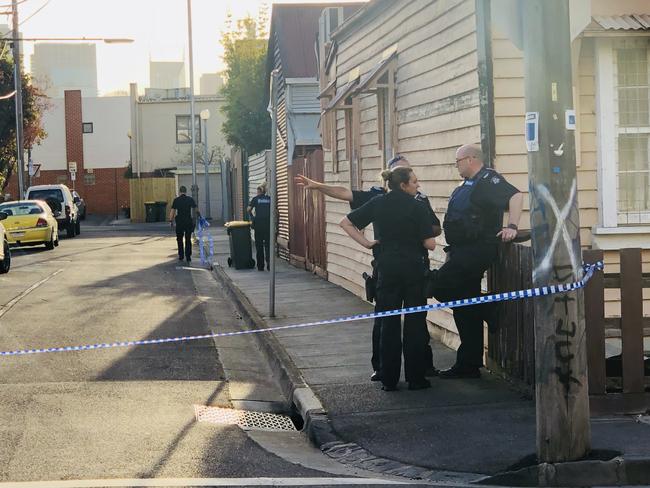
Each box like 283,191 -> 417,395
584,248 -> 650,415
129,178 -> 177,223
486,243 -> 536,389
487,245 -> 650,414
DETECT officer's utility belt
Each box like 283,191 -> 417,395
442,220 -> 482,246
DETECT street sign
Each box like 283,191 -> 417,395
29,163 -> 41,178
70,171 -> 76,182
68,161 -> 77,172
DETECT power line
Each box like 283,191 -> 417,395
19,0 -> 50,26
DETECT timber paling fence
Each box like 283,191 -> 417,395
487,245 -> 649,415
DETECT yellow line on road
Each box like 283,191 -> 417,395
0,269 -> 65,319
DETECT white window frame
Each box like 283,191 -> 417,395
595,37 -> 650,228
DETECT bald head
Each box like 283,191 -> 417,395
455,144 -> 484,178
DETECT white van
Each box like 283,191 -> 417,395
26,184 -> 80,238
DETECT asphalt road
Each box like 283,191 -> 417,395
0,223 -> 413,486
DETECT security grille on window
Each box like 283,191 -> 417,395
176,115 -> 201,144
82,122 -> 93,134
84,174 -> 96,185
615,39 -> 650,225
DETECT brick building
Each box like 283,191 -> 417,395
5,90 -> 131,218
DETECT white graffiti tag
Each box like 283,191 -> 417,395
532,180 -> 579,282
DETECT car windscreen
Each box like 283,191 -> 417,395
29,189 -> 64,202
0,203 -> 44,216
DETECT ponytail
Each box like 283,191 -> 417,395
381,166 -> 413,192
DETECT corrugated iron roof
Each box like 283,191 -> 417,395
593,14 -> 650,30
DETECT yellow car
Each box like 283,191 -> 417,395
0,215 -> 9,273
0,200 -> 59,250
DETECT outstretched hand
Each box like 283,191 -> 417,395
294,174 -> 318,189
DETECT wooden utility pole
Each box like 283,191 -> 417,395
522,0 -> 591,463
12,0 -> 25,200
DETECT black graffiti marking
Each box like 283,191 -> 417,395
555,318 -> 577,337
554,319 -> 581,398
554,294 -> 576,315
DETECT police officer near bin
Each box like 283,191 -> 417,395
169,185 -> 199,264
340,166 -> 436,391
247,185 -> 271,271
295,155 -> 441,382
429,144 -> 523,379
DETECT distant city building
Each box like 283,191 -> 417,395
149,60 -> 185,89
31,43 -> 98,98
200,73 -> 225,95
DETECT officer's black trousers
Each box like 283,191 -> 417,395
430,244 -> 497,369
176,225 -> 193,260
254,225 -> 270,270
376,260 -> 428,387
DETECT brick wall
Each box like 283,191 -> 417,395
3,89 -> 131,217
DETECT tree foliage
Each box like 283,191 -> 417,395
0,44 -> 47,191
220,12 -> 270,156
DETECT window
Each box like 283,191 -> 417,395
82,122 -> 93,134
615,40 -> 650,224
84,174 -> 96,186
175,115 -> 201,144
596,38 -> 650,228
377,86 -> 393,167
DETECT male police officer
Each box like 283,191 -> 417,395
169,185 -> 199,264
247,185 -> 271,271
295,156 -> 441,381
430,144 -> 523,379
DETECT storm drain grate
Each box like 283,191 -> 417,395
194,405 -> 297,431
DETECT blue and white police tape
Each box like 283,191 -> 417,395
197,216 -> 215,265
0,261 -> 603,358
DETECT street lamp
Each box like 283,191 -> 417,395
200,109 -> 211,220
186,0 -> 199,209
9,0 -> 134,199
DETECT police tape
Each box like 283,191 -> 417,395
0,261 -> 604,358
197,217 -> 214,265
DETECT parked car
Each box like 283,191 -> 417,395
0,200 -> 59,250
0,212 -> 10,274
72,190 -> 86,220
26,184 -> 80,238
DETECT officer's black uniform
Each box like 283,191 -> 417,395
249,193 -> 271,271
351,187 -> 440,374
348,189 -> 435,389
171,194 -> 197,261
430,166 -> 519,372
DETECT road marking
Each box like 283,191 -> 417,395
0,478 -> 413,487
0,269 -> 64,319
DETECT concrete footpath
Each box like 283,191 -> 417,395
202,226 -> 650,485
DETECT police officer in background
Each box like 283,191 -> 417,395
247,185 -> 271,271
429,144 -> 523,379
295,155 -> 441,381
169,185 -> 199,264
340,166 -> 436,391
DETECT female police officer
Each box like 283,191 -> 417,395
340,166 -> 436,391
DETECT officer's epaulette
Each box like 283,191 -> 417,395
480,167 -> 502,185
414,191 -> 429,202
369,186 -> 386,194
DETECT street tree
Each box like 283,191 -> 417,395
220,13 -> 270,156
0,45 -> 47,192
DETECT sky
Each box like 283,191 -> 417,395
6,0 -> 363,95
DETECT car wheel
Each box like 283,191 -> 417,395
0,241 -> 10,274
67,222 -> 75,238
45,231 -> 55,250
75,220 -> 81,235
